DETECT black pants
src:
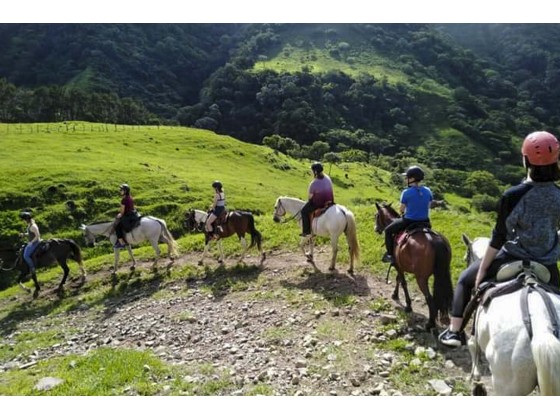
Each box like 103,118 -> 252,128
301,200 -> 318,235
115,213 -> 137,240
450,249 -> 560,318
384,218 -> 429,255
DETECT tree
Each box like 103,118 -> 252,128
323,152 -> 341,175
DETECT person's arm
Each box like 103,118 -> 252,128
307,181 -> 315,201
399,203 -> 406,215
211,193 -> 219,210
475,245 -> 499,289
117,203 -> 125,218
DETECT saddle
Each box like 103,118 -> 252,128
121,211 -> 142,233
310,202 -> 335,224
461,260 -> 558,335
210,210 -> 229,232
395,222 -> 433,246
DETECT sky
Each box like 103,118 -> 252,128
2,0 -> 557,23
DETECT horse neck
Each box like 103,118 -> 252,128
195,210 -> 207,222
282,197 -> 305,215
88,222 -> 114,236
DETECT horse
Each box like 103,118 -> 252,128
184,209 -> 265,266
374,202 -> 453,330
272,196 -> 360,274
80,216 -> 178,273
0,239 -> 86,298
461,232 -> 560,395
466,258 -> 560,395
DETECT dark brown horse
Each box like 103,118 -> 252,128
374,203 -> 453,330
0,239 -> 86,298
185,209 -> 266,266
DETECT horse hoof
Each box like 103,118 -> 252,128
328,266 -> 335,272
130,266 -> 135,272
472,383 -> 487,396
198,261 -> 203,266
404,306 -> 413,313
391,293 -> 399,301
348,269 -> 354,275
32,290 -> 39,299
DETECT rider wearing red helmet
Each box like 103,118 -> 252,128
440,131 -> 560,348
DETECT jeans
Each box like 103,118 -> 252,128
23,241 -> 40,271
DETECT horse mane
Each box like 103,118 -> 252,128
382,202 -> 400,218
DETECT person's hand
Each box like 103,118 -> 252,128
18,232 -> 25,239
475,268 -> 487,290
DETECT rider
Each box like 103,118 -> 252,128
382,165 -> 432,264
439,131 -> 560,348
114,183 -> 136,249
20,211 -> 41,275
300,162 -> 334,238
206,180 -> 226,239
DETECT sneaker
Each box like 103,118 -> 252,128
113,242 -> 126,249
381,252 -> 393,264
438,328 -> 466,348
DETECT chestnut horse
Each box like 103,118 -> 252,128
184,209 -> 265,266
374,203 -> 453,330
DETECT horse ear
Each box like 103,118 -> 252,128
461,233 -> 471,246
375,202 -> 380,210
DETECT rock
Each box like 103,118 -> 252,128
428,379 -> 452,396
34,377 -> 64,391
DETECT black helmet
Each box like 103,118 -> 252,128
20,211 -> 32,220
212,180 -> 222,189
403,166 -> 425,181
311,162 -> 324,173
119,183 -> 130,194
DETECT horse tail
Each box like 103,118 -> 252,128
155,219 -> 179,257
431,235 -> 453,314
244,212 -> 262,250
344,211 -> 360,264
65,239 -> 83,264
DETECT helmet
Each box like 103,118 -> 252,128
311,162 -> 324,173
212,180 -> 222,189
403,165 -> 425,181
19,211 -> 32,220
522,131 -> 560,166
119,183 -> 130,194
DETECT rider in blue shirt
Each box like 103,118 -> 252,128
382,166 -> 433,264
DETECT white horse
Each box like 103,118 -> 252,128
184,208 -> 265,266
462,232 -> 560,395
272,196 -> 359,274
80,216 -> 178,273
461,233 -> 490,266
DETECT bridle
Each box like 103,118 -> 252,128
273,199 -> 300,224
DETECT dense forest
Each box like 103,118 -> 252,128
1,23 -> 560,201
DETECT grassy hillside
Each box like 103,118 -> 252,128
0,122 -> 494,288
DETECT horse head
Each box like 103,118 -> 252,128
184,209 -> 196,232
272,197 -> 286,223
374,202 -> 398,233
80,224 -> 97,247
462,233 -> 489,267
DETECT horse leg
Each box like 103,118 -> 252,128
237,236 -> 247,263
416,275 -> 436,330
217,240 -> 225,264
125,245 -> 136,271
113,250 -> 120,274
199,238 -> 211,266
31,271 -> 40,299
396,272 -> 413,313
328,236 -> 338,271
56,260 -> 70,296
151,241 -> 161,271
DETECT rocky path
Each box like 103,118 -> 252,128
0,247 -> 490,395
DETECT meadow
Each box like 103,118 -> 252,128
0,122 -> 496,395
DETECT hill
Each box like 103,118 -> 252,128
1,23 -> 559,187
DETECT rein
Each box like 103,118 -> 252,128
275,200 -> 302,224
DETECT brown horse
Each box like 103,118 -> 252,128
185,209 -> 266,266
374,203 -> 453,330
1,239 -> 86,298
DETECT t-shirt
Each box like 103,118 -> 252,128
308,175 -> 334,207
401,185 -> 432,220
121,195 -> 135,214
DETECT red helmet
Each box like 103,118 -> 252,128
522,131 -> 560,166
